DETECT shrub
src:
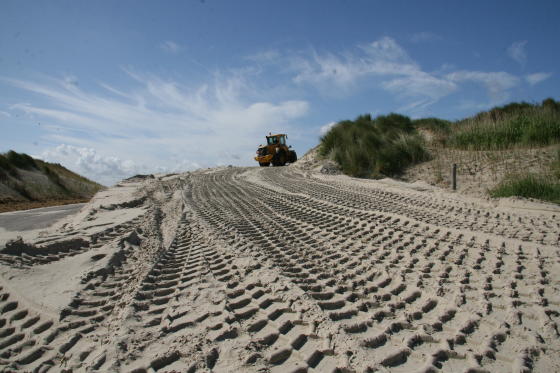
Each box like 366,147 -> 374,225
376,113 -> 414,134
0,153 -> 20,180
319,113 -> 430,178
448,99 -> 560,150
5,150 -> 37,170
490,174 -> 560,204
413,117 -> 451,134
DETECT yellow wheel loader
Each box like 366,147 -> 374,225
254,133 -> 297,167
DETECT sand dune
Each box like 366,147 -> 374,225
0,166 -> 558,372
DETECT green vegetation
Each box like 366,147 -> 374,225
445,99 -> 560,150
412,117 -> 452,146
319,98 -> 560,204
0,150 -> 104,203
0,151 -> 34,180
490,174 -> 560,204
406,98 -> 560,150
413,117 -> 452,135
553,148 -> 560,179
426,98 -> 560,204
319,113 -> 430,177
5,151 -> 37,170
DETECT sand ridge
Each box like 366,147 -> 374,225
0,166 -> 558,372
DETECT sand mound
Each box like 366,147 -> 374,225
0,166 -> 558,372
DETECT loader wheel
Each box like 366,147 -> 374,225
289,150 -> 297,163
259,162 -> 270,167
273,150 -> 286,166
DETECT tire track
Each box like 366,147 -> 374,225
1,166 -> 557,372
185,167 -> 559,372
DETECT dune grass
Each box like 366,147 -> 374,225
0,150 -> 39,180
447,99 -> 560,150
319,113 -> 430,178
0,150 -> 104,202
410,99 -> 560,204
490,173 -> 560,204
3,150 -> 37,170
413,117 -> 452,133
320,99 -> 560,204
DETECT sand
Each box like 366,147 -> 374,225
401,145 -> 560,200
0,166 -> 558,373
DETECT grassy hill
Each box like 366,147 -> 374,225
0,150 -> 105,212
319,113 -> 430,178
319,98 -> 560,204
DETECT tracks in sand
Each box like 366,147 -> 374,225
0,166 -> 558,372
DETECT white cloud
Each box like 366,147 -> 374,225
3,36 -> 548,182
292,37 -> 420,89
507,40 -> 527,66
3,69 -> 309,184
288,36 -> 527,113
160,40 -> 181,54
382,72 -> 457,107
0,110 -> 10,117
319,121 -> 336,136
40,144 -> 142,186
39,144 -> 204,186
291,51 -> 365,88
360,37 -> 412,62
525,72 -> 552,86
446,70 -> 520,103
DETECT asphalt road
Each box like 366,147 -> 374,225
0,203 -> 85,231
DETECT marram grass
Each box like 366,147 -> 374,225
319,113 -> 430,178
490,173 -> 560,204
448,100 -> 560,150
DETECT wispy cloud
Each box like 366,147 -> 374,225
286,36 -> 528,113
160,40 -> 182,54
446,71 -> 520,103
319,121 -> 336,136
525,72 -> 552,86
3,69 -> 309,184
382,72 -> 457,111
2,36 -> 548,184
291,37 -> 420,88
507,40 -> 527,66
288,37 -> 454,113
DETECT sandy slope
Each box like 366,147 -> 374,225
0,166 -> 558,373
401,145 -> 560,200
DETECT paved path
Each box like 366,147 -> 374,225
0,203 -> 85,231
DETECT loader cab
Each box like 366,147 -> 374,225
266,134 -> 286,146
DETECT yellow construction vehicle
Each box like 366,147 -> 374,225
254,133 -> 297,167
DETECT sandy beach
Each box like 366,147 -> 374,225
0,166 -> 558,372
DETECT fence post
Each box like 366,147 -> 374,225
452,164 -> 457,191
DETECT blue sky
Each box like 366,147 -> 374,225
1,0 -> 558,185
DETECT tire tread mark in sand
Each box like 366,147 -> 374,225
0,286 -> 57,371
185,167 -> 553,372
0,216 -> 145,268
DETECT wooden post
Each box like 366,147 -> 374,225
452,164 -> 457,191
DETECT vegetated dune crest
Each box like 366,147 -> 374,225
0,164 -> 558,372
0,150 -> 105,213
